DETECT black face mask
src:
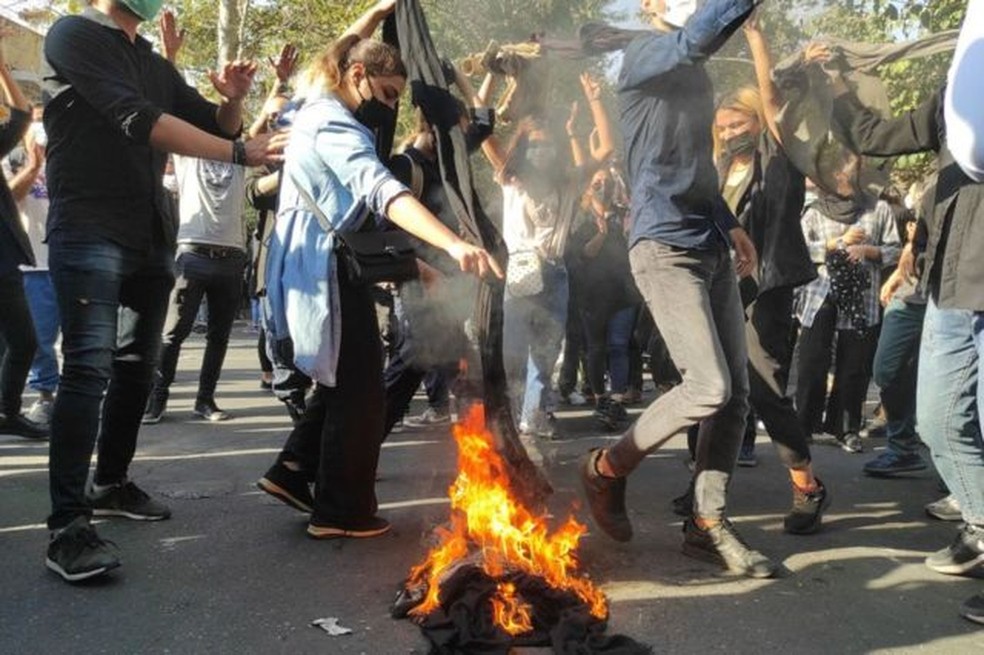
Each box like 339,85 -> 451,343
724,132 -> 757,158
353,78 -> 397,131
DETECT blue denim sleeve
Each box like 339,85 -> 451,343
619,0 -> 759,90
314,119 -> 408,224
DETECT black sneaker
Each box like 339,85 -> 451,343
784,479 -> 831,535
88,480 -> 172,521
578,449 -> 632,542
194,399 -> 230,422
838,432 -> 864,453
142,395 -> 167,424
593,398 -> 628,432
307,516 -> 390,539
0,413 -> 49,439
863,451 -> 928,476
257,462 -> 314,513
45,517 -> 121,583
682,518 -> 778,579
671,482 -> 694,518
925,523 -> 984,575
960,592 -> 984,625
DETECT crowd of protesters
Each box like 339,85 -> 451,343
0,0 -> 980,627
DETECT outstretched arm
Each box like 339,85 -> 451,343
742,11 -> 782,144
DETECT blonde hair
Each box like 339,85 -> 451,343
298,35 -> 406,101
712,86 -> 765,161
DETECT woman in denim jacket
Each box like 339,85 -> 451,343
258,1 -> 500,540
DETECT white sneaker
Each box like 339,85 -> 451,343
26,399 -> 54,427
564,391 -> 588,406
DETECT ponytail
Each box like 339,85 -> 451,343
302,35 -> 407,99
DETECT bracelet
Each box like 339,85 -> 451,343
275,81 -> 290,95
231,139 -> 248,166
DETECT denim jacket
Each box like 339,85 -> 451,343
264,94 -> 407,385
618,0 -> 758,251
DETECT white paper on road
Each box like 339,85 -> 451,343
310,617 -> 353,636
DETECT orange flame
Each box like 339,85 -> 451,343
490,582 -> 533,635
407,405 -> 608,631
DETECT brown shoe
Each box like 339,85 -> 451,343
579,449 -> 632,542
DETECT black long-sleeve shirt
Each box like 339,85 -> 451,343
833,88 -> 984,312
42,8 -> 231,250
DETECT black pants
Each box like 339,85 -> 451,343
0,269 -> 37,417
796,298 -> 878,437
746,287 -> 812,469
257,327 -> 273,374
558,289 -> 587,397
154,249 -> 245,404
278,278 -> 384,525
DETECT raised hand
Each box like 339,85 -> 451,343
158,9 -> 186,64
268,43 -> 299,83
579,71 -> 602,102
210,60 -> 259,102
803,42 -> 833,66
566,101 -> 580,136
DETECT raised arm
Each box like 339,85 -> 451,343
342,0 -> 396,40
831,73 -> 941,158
742,12 -> 781,144
580,72 -> 614,164
476,72 -> 507,171
619,0 -> 759,91
566,102 -> 586,167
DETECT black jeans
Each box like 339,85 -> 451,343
277,278 -> 384,525
46,231 -> 174,529
746,287 -> 812,469
0,269 -> 37,417
796,298 -> 878,438
154,248 -> 245,403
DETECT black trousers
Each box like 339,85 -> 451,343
746,287 -> 812,469
0,269 -> 37,417
154,249 -> 245,403
278,278 -> 384,525
796,298 -> 878,438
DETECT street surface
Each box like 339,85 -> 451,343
1,326 -> 982,653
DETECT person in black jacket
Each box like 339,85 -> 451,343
0,30 -> 46,441
829,48 -> 984,615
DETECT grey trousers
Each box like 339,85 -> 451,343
607,240 -> 750,520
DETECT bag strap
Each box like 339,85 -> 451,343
288,172 -> 370,243
399,152 -> 426,200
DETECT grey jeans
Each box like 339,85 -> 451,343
607,240 -> 750,520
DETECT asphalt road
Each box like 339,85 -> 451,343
1,326 -> 982,654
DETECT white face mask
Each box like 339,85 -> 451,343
663,0 -> 697,27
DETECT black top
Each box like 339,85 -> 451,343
833,88 -> 984,312
566,209 -> 641,317
0,106 -> 32,275
42,9 -> 230,251
720,132 -> 815,294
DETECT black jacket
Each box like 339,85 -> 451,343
833,88 -> 984,312
0,107 -> 32,274
722,132 -> 815,294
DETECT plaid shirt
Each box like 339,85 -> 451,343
795,200 -> 901,329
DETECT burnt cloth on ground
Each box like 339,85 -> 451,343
412,566 -> 651,654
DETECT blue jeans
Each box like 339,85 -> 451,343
503,261 -> 568,426
873,299 -> 925,455
46,231 -> 174,530
916,298 -> 984,526
23,270 -> 61,393
582,303 -> 639,396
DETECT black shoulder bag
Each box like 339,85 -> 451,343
290,174 -> 419,286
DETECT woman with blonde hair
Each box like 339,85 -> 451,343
257,0 -> 500,539
696,17 -> 830,534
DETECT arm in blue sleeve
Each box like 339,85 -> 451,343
619,0 -> 759,90
44,17 -> 162,144
315,120 -> 409,222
